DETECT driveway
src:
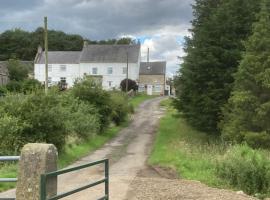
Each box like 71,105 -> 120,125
0,97 -> 257,200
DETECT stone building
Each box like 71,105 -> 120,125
139,61 -> 166,95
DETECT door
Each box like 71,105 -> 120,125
147,84 -> 153,95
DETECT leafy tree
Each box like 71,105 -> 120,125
7,59 -> 29,81
221,1 -> 270,148
175,0 -> 260,133
120,78 -> 138,92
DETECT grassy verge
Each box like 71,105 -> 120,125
0,94 -> 151,192
150,99 -> 270,199
129,93 -> 158,108
149,99 -> 228,188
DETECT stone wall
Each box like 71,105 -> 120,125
139,74 -> 165,95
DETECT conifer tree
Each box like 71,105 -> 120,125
175,0 -> 260,133
221,0 -> 270,148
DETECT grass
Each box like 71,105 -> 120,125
0,93 -> 152,192
149,98 -> 228,188
129,93 -> 158,108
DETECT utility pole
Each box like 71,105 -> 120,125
126,51 -> 129,92
44,16 -> 48,94
147,47 -> 149,65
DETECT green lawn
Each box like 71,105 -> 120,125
149,99 -> 228,188
0,93 -> 152,192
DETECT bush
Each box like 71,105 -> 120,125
71,77 -> 112,132
6,80 -> 22,92
216,144 -> 270,195
59,92 -> 100,139
120,78 -> 138,92
0,86 -> 7,96
22,79 -> 42,93
110,91 -> 129,125
0,91 -> 69,153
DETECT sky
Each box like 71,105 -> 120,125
0,0 -> 194,76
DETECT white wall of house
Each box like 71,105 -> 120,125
35,62 -> 140,89
34,63 -> 80,87
79,63 -> 139,90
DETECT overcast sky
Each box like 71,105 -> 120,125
0,0 -> 194,76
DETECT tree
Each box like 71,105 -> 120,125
175,0 -> 260,133
120,79 -> 138,92
221,1 -> 270,148
7,59 -> 29,81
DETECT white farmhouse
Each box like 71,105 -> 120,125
34,43 -> 141,90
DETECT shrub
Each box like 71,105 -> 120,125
0,114 -> 29,155
71,77 -> 112,132
110,91 -> 129,125
22,79 -> 42,93
59,92 -> 100,139
6,80 -> 22,92
0,86 -> 7,96
120,78 -> 138,92
0,91 -> 69,152
216,144 -> 270,195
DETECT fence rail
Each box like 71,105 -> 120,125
40,158 -> 109,200
0,156 -> 20,200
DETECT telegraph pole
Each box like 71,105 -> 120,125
44,16 -> 48,94
126,51 -> 129,92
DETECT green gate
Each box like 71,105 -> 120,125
40,159 -> 109,200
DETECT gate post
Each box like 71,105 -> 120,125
16,143 -> 58,200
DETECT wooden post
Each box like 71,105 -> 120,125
44,16 -> 48,94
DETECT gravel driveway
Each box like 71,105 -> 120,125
0,97 -> 257,200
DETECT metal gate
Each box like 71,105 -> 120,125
40,158 -> 109,200
0,156 -> 20,200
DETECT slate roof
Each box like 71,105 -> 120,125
80,44 -> 140,63
140,61 -> 166,75
36,51 -> 81,64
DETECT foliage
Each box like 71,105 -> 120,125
0,91 -> 69,152
216,144 -> 270,195
175,0 -> 261,133
110,91 -> 129,125
221,1 -> 270,148
21,79 -> 42,93
0,27 -> 136,61
120,78 -> 138,92
5,80 -> 23,92
59,92 -> 100,139
7,59 -> 29,81
71,77 -> 112,132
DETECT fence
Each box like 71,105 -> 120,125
0,156 -> 20,200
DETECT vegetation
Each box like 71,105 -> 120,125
175,0 -> 261,133
120,79 -> 138,92
150,99 -> 270,197
217,145 -> 270,196
0,88 -> 149,192
0,28 -> 136,61
221,1 -> 270,148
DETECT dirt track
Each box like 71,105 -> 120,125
0,97 -> 257,199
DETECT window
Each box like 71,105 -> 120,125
48,65 -> 52,72
92,67 -> 98,75
60,77 -> 66,83
154,84 -> 162,93
107,67 -> 113,74
60,65 -> 66,72
122,67 -> 127,74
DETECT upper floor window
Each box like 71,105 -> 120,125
92,67 -> 98,75
60,65 -> 66,72
48,65 -> 52,72
107,67 -> 113,75
122,67 -> 127,74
